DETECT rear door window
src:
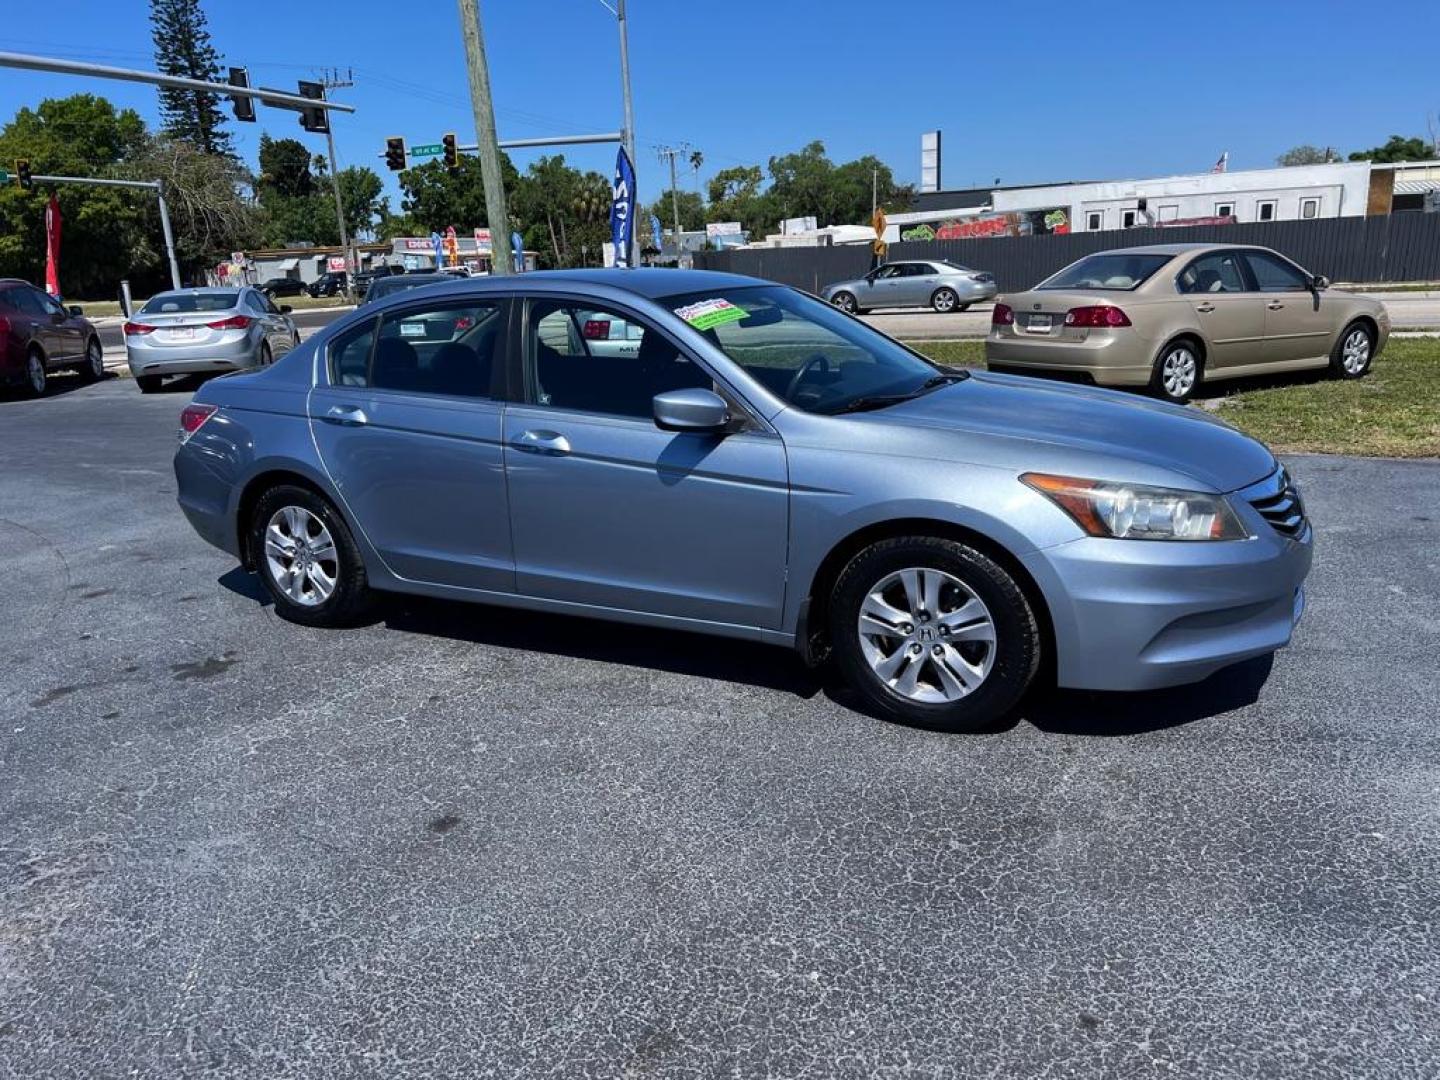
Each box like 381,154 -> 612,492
1177,252 -> 1248,294
373,299 -> 505,397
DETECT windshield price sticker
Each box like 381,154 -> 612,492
675,298 -> 749,331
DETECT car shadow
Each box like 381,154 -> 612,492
218,569 -> 1274,729
0,369 -> 117,403
1194,369 -> 1330,401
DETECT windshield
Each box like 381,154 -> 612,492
140,291 -> 238,314
1039,253 -> 1172,291
661,285 -> 957,415
367,276 -> 451,301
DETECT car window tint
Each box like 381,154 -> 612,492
1040,253 -> 1172,291
244,292 -> 268,313
30,288 -> 65,316
905,264 -> 933,277
261,293 -> 283,315
1245,251 -> 1310,292
8,289 -> 46,316
330,318 -> 377,387
0,289 -> 16,314
528,300 -> 710,419
373,300 -> 502,397
141,291 -> 238,314
875,265 -> 901,279
1177,252 -> 1247,294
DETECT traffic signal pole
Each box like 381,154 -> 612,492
28,174 -> 181,290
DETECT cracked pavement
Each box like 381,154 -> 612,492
1,376 -> 1437,1078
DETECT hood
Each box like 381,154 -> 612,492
865,371 -> 1276,493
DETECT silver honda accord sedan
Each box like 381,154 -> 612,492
173,269 -> 1311,731
125,286 -> 299,393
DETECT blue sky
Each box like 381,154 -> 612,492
4,0 -> 1439,214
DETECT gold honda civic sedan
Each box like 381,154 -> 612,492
985,243 -> 1389,402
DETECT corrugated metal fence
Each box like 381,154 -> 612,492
693,214 -> 1440,293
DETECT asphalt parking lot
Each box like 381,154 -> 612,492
2,375 -> 1438,1078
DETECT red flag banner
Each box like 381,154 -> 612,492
44,193 -> 62,297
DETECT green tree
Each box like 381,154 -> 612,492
149,0 -> 233,157
257,135 -> 314,199
1277,145 -> 1333,166
509,156 -> 612,268
398,154 -> 521,233
0,95 -> 153,297
337,167 -> 385,241
705,164 -> 771,236
1348,135 -> 1435,163
647,189 -> 706,234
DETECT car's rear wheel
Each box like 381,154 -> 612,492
250,485 -> 374,627
258,342 -> 273,368
932,287 -> 959,313
24,349 -> 47,397
81,337 -> 105,382
135,374 -> 162,394
1150,339 -> 1202,404
829,536 -> 1040,731
832,291 -> 858,314
1331,322 -> 1373,379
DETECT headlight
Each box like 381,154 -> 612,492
1022,473 -> 1249,541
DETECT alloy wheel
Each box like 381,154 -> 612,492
1341,329 -> 1371,374
933,289 -> 957,312
857,567 -> 996,704
1161,347 -> 1197,398
26,353 -> 45,395
264,505 -> 338,607
833,292 -> 857,313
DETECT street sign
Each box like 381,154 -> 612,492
410,143 -> 443,158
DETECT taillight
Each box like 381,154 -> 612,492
206,315 -> 252,330
1064,305 -> 1132,328
991,303 -> 1015,326
124,321 -> 157,335
582,319 -> 611,339
178,403 -> 218,444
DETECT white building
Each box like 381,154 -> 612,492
990,161 -> 1377,231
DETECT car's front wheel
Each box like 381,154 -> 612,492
829,536 -> 1040,731
1150,340 -> 1203,404
1331,321 -> 1374,379
24,348 -> 47,397
832,291 -> 858,314
250,485 -> 374,627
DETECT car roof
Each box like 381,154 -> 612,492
1082,242 -> 1258,257
393,267 -> 768,301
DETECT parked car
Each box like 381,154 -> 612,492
352,265 -> 403,302
0,278 -> 105,395
307,271 -> 349,298
823,261 -> 998,314
985,243 -> 1389,402
175,269 -> 1312,732
359,273 -> 455,306
259,277 -> 308,298
124,286 -> 299,393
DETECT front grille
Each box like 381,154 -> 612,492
1245,468 -> 1307,538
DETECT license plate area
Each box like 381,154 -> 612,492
1025,314 -> 1053,334
163,327 -> 200,340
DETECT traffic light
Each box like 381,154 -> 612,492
384,137 -> 407,172
297,80 -> 329,134
228,67 -> 255,122
442,132 -> 458,172
16,160 -> 32,190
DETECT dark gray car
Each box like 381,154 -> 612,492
823,260 -> 998,314
174,269 -> 1310,732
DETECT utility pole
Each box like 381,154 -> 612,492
317,70 -> 358,297
872,166 -> 878,216
456,0 -> 512,275
657,144 -> 689,260
616,0 -> 638,267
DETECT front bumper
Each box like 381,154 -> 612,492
1022,505 -> 1313,692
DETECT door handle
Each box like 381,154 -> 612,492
323,404 -> 368,426
1267,301 -> 1285,310
1195,303 -> 1215,313
512,429 -> 571,456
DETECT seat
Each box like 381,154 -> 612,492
1194,268 -> 1224,293
429,341 -> 489,397
373,337 -> 421,392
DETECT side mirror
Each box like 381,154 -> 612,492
68,305 -> 84,317
1310,274 -> 1329,291
653,387 -> 730,433
280,304 -> 293,314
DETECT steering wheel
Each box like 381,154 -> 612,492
785,353 -> 832,402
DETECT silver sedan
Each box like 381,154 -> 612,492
823,260 -> 998,314
124,287 -> 299,393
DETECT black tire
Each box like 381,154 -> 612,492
1148,338 -> 1203,404
832,291 -> 858,314
135,374 -> 163,394
80,336 -> 105,382
829,536 -> 1040,732
23,348 -> 47,397
258,342 -> 273,368
249,484 -> 374,627
1330,320 -> 1374,380
932,287 -> 959,313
